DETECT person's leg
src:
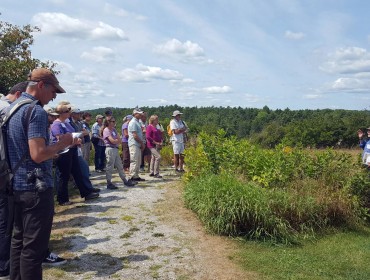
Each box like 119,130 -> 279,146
11,189 -> 54,280
113,148 -> 128,182
122,142 -> 130,170
129,145 -> 141,179
174,154 -> 179,170
70,149 -> 92,198
105,147 -> 114,184
150,148 -> 161,175
77,156 -> 94,190
179,154 -> 185,170
56,151 -> 73,204
82,142 -> 91,164
0,192 -> 10,277
149,150 -> 155,174
100,146 -> 106,170
93,143 -> 100,171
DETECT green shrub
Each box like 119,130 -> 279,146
184,173 -> 363,243
183,131 -> 368,243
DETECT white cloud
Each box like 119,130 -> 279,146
31,13 -> 128,41
284,30 -> 305,40
303,94 -> 322,99
328,77 -> 370,93
202,86 -> 232,94
154,38 -> 213,63
81,46 -> 116,62
320,47 -> 370,74
116,64 -> 184,83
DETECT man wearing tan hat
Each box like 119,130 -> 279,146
169,110 -> 188,173
5,68 -> 74,280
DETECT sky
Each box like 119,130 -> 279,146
1,0 -> 370,111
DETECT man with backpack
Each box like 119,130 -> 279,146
0,82 -> 28,279
169,110 -> 188,173
4,68 -> 74,280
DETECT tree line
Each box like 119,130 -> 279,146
89,104 -> 370,149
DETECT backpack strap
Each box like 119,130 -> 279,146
8,100 -> 39,179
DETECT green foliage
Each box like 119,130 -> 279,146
0,20 -> 57,94
184,172 -> 362,243
87,105 -> 370,149
239,229 -> 370,280
183,132 -> 369,243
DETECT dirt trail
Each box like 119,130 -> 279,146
44,167 -> 257,280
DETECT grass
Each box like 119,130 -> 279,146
237,228 -> 370,280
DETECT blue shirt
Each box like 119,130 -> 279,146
7,93 -> 53,191
128,117 -> 143,147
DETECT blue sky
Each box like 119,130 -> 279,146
1,0 -> 370,110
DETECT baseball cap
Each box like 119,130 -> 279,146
27,68 -> 66,93
126,114 -> 133,119
96,114 -> 104,120
105,109 -> 113,116
172,110 -> 183,117
133,107 -> 144,115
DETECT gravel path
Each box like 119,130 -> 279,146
44,167 -> 254,280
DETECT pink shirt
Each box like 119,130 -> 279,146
103,127 -> 119,148
146,124 -> 163,149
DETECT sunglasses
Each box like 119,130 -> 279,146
109,120 -> 116,123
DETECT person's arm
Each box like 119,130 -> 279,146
132,131 -> 145,149
107,132 -> 121,145
29,134 -> 74,163
146,125 -> 155,145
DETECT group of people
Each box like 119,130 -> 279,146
0,67 -> 189,280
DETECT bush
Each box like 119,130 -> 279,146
183,131 -> 369,243
184,173 -> 363,243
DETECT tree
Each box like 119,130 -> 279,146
0,20 -> 57,94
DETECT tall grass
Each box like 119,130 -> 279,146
183,130 -> 369,243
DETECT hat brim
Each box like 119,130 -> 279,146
172,113 -> 183,117
49,112 -> 59,116
55,84 -> 66,94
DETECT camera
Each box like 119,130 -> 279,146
27,168 -> 47,192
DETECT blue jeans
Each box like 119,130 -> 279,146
0,191 -> 10,277
78,156 -> 94,190
93,144 -> 105,170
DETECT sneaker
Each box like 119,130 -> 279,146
149,173 -> 155,177
85,192 -> 99,201
42,252 -> 67,266
132,177 -> 146,181
0,271 -> 9,280
175,169 -> 181,173
59,201 -> 72,206
91,187 -> 101,193
124,179 -> 137,187
107,183 -> 118,190
154,174 -> 163,178
140,167 -> 145,172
